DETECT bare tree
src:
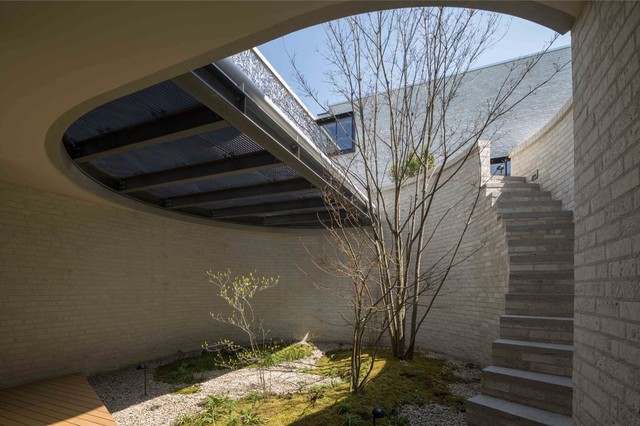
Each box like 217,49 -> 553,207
294,7 -> 566,391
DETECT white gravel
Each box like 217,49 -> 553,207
400,359 -> 481,425
90,343 -> 481,426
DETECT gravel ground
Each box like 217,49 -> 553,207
400,355 -> 481,425
90,344 -> 481,426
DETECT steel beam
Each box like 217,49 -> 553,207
172,67 -> 369,220
165,178 -> 317,209
71,106 -> 228,162
210,197 -> 327,219
119,151 -> 280,193
263,210 -> 348,226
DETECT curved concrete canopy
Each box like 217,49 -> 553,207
0,1 -> 583,211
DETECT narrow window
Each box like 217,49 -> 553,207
490,156 -> 511,176
317,112 -> 355,154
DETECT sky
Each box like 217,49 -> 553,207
258,11 -> 571,116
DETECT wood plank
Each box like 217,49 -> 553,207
0,406 -> 76,425
24,378 -> 95,396
0,375 -> 116,426
0,399 -> 99,426
0,412 -> 27,426
6,384 -> 104,408
0,391 -> 114,424
25,380 -> 101,400
0,388 -> 106,413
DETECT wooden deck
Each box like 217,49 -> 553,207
0,374 -> 117,426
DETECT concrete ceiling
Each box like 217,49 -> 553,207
0,1 -> 584,213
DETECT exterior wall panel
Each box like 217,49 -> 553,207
571,2 -> 640,424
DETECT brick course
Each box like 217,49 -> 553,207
572,1 -> 640,424
0,179 -> 353,388
510,100 -> 575,211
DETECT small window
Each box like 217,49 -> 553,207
317,112 -> 355,154
490,156 -> 511,176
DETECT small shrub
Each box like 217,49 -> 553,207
174,413 -> 195,426
342,414 -> 362,426
337,402 -> 351,414
307,385 -> 326,403
243,391 -> 265,403
240,409 -> 263,425
201,395 -> 236,412
193,411 -> 221,426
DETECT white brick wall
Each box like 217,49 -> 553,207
0,179 -> 354,388
0,141 -> 508,387
572,1 -> 640,424
385,142 -> 508,366
510,100 -> 575,211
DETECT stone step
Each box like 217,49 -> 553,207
505,223 -> 574,238
501,315 -> 574,344
509,271 -> 574,294
492,339 -> 573,377
499,211 -> 573,225
489,176 -> 527,182
509,253 -> 574,272
466,394 -> 572,426
496,191 -> 553,201
481,365 -> 573,416
505,293 -> 574,316
485,182 -> 540,191
510,271 -> 574,283
497,200 -> 563,213
507,238 -> 574,254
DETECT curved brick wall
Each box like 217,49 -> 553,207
571,2 -> 640,424
0,180 -> 353,388
0,142 -> 508,387
510,100 -> 575,211
386,142 -> 509,366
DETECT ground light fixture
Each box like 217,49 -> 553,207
137,363 -> 147,396
372,407 -> 385,425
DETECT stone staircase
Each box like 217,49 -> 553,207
466,176 -> 574,426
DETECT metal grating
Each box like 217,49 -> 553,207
62,59 -> 368,228
66,81 -> 200,143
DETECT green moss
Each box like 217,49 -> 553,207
179,350 -> 466,426
172,385 -> 201,395
154,352 -> 223,385
155,342 -> 313,385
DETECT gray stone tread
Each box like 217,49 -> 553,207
468,395 -> 572,426
510,271 -> 574,277
500,211 -> 573,218
498,191 -> 552,197
507,238 -> 573,246
498,200 -> 561,206
509,253 -> 573,262
506,223 -> 574,231
502,314 -> 574,322
483,365 -> 573,387
495,339 -> 573,352
506,293 -> 573,298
